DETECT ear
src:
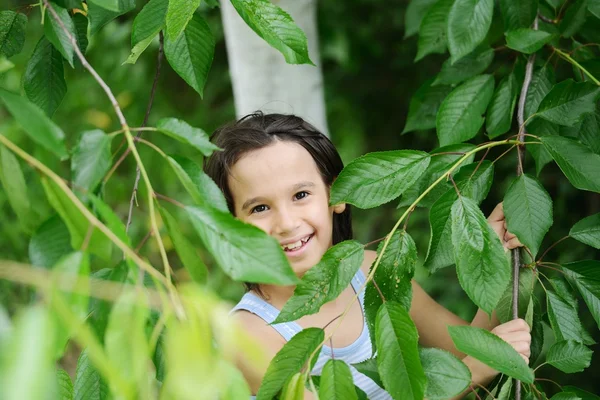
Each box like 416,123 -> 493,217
333,203 -> 346,214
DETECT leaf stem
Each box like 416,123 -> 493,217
535,377 -> 562,390
553,48 -> 600,85
537,235 -> 570,262
537,263 -> 567,276
305,139 -> 526,368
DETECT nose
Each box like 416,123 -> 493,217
274,205 -> 300,236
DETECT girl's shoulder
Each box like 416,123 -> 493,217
360,249 -> 377,277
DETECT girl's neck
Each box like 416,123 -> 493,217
253,283 -> 297,309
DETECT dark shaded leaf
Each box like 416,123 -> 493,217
487,73 -> 518,138
402,79 -> 453,134
415,0 -> 455,61
570,213 -> 600,249
0,11 -> 27,58
405,0 -> 438,38
29,215 -> 72,268
433,47 -> 494,86
560,0 -> 588,37
499,0 -> 538,31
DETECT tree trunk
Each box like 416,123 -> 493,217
220,0 -> 330,136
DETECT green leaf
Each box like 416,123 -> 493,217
541,135 -> 600,192
2,306 -> 56,400
425,161 -> 494,271
560,0 -> 588,38
164,13 -> 214,97
229,0 -> 313,65
398,143 -> 476,209
274,241 -> 364,323
570,213 -> 600,249
0,11 -> 27,58
495,268 -> 535,323
105,292 -> 150,393
448,325 -> 534,383
87,194 -> 130,246
186,205 -> 299,285
166,0 -> 200,40
160,207 -> 208,284
23,37 -> 66,117
525,66 -> 555,120
504,174 -> 553,257
536,79 -> 600,126
44,3 -> 78,68
526,119 -> 559,175
451,196 -> 510,314
376,302 -> 426,400
72,14 -> 89,55
547,288 -> 592,344
72,130 -> 112,194
0,88 -> 68,160
127,0 -> 167,64
436,74 -> 495,146
29,215 -> 72,268
551,393 -> 583,400
415,0 -> 455,61
319,360 -> 358,400
280,372 -> 304,400
497,378 -> 513,400
330,150 -> 430,209
419,348 -> 471,400
405,0 -> 438,38
447,0 -> 494,63
506,29 -> 555,54
87,0 -> 135,12
590,0 -> 600,18
157,118 -> 220,156
257,328 -> 324,400
579,111 -> 600,154
487,73 -> 518,138
54,0 -> 83,9
74,349 -> 110,400
547,340 -> 593,373
499,0 -> 538,31
41,178 -> 112,260
87,0 -> 135,35
55,368 -> 74,400
351,358 -> 383,389
167,155 -> 228,212
364,230 -> 415,351
0,145 -> 33,232
433,47 -> 494,86
88,263 -> 128,343
562,386 -> 600,400
402,79 -> 453,134
561,260 -> 600,329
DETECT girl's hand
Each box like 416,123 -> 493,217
487,203 -> 523,251
491,318 -> 532,364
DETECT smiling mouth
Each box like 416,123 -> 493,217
281,234 -> 314,252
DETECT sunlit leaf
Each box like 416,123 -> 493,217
55,368 -> 74,400
330,150 -> 430,209
420,348 -> 471,399
536,79 -> 600,126
160,207 -> 208,284
257,328 -> 324,400
547,340 -> 592,373
319,360 -> 358,400
87,0 -> 135,35
280,372 -> 304,400
447,0 -> 494,63
486,72 -> 518,138
44,3 -> 78,68
436,74 -> 495,146
504,174 -> 553,257
274,241 -> 364,323
166,0 -> 200,40
229,0 -> 313,65
126,0 -> 167,64
87,0 -> 134,12
541,135 -> 600,192
0,88 -> 68,160
0,145 -> 34,232
0,11 -> 27,58
87,194 -> 129,246
186,205 -> 299,285
415,0 -> 455,61
157,118 -> 220,156
74,349 -> 110,400
451,196 -> 510,314
376,302 -> 426,400
23,37 -> 66,117
448,325 -> 534,383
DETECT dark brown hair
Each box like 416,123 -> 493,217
204,112 -> 353,294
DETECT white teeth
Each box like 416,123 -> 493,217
282,235 -> 312,251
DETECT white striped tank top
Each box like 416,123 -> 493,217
230,269 -> 392,399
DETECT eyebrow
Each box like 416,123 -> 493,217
241,181 -> 316,211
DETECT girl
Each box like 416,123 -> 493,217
204,112 -> 530,399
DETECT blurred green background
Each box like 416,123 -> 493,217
1,0 -> 599,395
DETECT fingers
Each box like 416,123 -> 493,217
493,318 -> 530,334
492,319 -> 532,364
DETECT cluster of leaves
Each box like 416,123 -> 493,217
0,1 -> 599,400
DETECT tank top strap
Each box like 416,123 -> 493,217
230,292 -> 303,342
350,268 -> 367,305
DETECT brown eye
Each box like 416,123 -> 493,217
294,191 -> 309,200
251,205 -> 268,214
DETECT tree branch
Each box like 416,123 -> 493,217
513,16 -> 539,400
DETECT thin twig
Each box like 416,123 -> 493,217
469,146 -> 491,180
537,235 -> 570,262
373,279 -> 386,303
537,13 -> 556,24
492,144 -> 517,164
469,386 -> 483,400
135,230 -> 154,253
155,192 -> 185,208
553,47 -> 600,85
535,378 -> 562,391
537,263 -> 568,276
473,382 -> 495,399
363,235 -> 386,248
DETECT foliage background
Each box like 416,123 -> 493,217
1,0 -> 599,394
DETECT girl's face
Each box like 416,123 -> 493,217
228,140 -> 344,276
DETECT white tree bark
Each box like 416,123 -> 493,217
220,0 -> 329,136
